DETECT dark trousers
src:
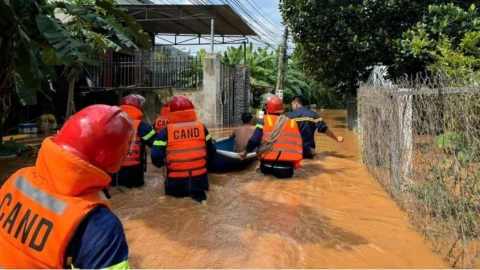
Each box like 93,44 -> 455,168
165,173 -> 209,203
111,163 -> 145,188
260,161 -> 294,179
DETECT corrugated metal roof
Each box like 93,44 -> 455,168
116,0 -> 154,5
119,4 -> 257,36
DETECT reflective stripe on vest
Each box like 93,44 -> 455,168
13,176 -> 68,214
260,115 -> 303,162
123,120 -> 142,166
0,173 -> 109,268
166,121 -> 207,178
154,116 -> 170,133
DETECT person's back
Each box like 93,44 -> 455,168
0,105 -> 134,269
239,96 -> 303,178
230,112 -> 255,152
114,94 -> 156,188
151,95 -> 216,203
154,102 -> 170,133
287,96 -> 343,158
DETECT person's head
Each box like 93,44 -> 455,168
241,112 -> 253,125
169,95 -> 194,113
265,96 -> 284,115
120,94 -> 145,110
53,104 -> 135,174
168,95 -> 197,123
291,95 -> 304,111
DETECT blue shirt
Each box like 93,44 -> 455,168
287,107 -> 328,155
151,124 -> 216,168
244,119 -> 264,153
137,122 -> 156,147
67,207 -> 129,269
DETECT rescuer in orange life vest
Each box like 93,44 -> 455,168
113,94 -> 156,188
239,95 -> 303,178
150,95 -> 216,203
0,105 -> 135,269
153,101 -> 170,133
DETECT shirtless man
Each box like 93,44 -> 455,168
229,112 -> 255,152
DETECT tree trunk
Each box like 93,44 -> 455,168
65,80 -> 75,120
0,115 -> 3,149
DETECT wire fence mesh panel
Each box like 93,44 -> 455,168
358,73 -> 480,268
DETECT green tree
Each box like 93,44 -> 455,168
396,3 -> 480,81
0,0 -> 151,150
279,0 -> 472,95
221,43 -> 344,109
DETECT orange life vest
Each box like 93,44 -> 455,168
0,138 -> 111,268
154,116 -> 169,133
260,115 -> 303,164
120,105 -> 145,167
123,119 -> 141,166
166,121 -> 207,178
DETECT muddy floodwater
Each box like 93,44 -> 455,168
0,109 -> 450,268
111,110 -> 449,268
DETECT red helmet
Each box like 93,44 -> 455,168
54,105 -> 135,174
266,96 -> 284,114
169,95 -> 194,113
120,94 -> 144,110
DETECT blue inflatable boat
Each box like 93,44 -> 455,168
207,137 -> 257,173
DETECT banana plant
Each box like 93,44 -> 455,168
0,0 -> 152,147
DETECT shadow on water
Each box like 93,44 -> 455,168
318,151 -> 355,159
331,116 -> 347,122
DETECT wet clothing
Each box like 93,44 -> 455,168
113,105 -> 156,188
151,123 -> 216,202
287,106 -> 329,159
0,137 -> 130,269
244,116 -> 302,178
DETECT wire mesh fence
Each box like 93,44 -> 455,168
85,55 -> 203,90
358,73 -> 480,268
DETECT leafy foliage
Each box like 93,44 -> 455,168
221,43 -> 344,109
396,4 -> 480,81
279,0 -> 473,95
0,0 -> 152,146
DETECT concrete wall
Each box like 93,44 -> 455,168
198,53 -> 221,128
119,53 -> 251,129
120,88 -> 172,125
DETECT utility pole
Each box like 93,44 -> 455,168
276,26 -> 288,100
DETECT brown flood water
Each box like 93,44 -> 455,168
0,109 -> 449,268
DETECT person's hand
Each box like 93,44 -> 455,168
337,136 -> 344,142
238,150 -> 247,160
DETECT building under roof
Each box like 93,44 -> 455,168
116,3 -> 258,48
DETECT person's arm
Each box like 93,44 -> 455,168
315,113 -> 329,134
150,128 -> 168,168
228,129 -> 235,139
204,126 -> 217,159
324,128 -> 344,142
137,122 -> 156,147
68,207 -> 130,269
